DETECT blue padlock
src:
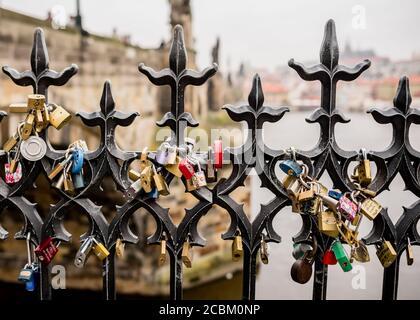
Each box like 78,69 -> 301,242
279,160 -> 302,176
328,189 -> 343,200
145,188 -> 159,199
18,264 -> 38,292
72,172 -> 85,189
71,148 -> 84,174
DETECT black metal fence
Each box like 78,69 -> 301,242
0,18 -> 419,301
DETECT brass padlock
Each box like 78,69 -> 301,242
49,105 -> 71,130
376,240 -> 397,268
291,198 -> 301,213
232,234 -> 243,261
165,156 -> 183,177
298,186 -> 315,202
3,133 -> 19,152
340,223 -> 359,245
27,94 -> 45,110
351,241 -> 370,263
9,103 -> 28,113
43,107 -> 50,128
115,238 -> 125,258
64,173 -> 75,196
182,240 -> 192,268
128,169 -> 141,181
159,239 -> 167,266
351,213 -> 362,226
301,196 -> 321,215
21,113 -> 35,140
140,166 -> 153,193
186,177 -> 197,192
153,166 -> 170,196
139,147 -> 148,172
52,173 -> 65,190
260,238 -> 269,264
92,239 -> 110,260
318,210 -> 339,237
282,175 -> 300,198
9,159 -> 19,174
406,239 -> 414,266
360,198 -> 382,221
35,109 -> 45,132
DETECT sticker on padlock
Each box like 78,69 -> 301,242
179,158 -> 195,179
5,162 -> 22,184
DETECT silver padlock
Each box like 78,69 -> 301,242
194,161 -> 207,188
166,145 -> 177,165
124,178 -> 142,200
74,237 -> 94,268
72,172 -> 85,189
20,136 -> 47,161
155,142 -> 169,165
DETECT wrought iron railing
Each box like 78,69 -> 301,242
0,18 -> 419,301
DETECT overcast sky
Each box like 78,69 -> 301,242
1,0 -> 420,72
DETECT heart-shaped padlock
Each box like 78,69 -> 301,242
20,136 -> 47,161
322,249 -> 338,265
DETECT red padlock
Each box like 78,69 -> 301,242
34,237 -> 58,265
214,139 -> 223,169
179,158 -> 195,180
322,249 -> 337,265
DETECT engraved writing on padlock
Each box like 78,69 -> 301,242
20,136 -> 47,161
49,105 -> 71,130
360,198 -> 382,221
34,237 -> 58,265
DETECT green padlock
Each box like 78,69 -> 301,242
331,240 -> 352,272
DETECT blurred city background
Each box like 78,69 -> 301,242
0,0 -> 420,299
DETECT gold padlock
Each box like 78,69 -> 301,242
406,239 -> 414,266
360,198 -> 382,221
303,196 -> 321,215
92,239 -> 110,260
186,177 -> 197,192
357,159 -> 372,187
291,198 -> 301,213
283,175 -> 302,199
165,156 -> 183,177
139,147 -> 148,172
49,105 -> 71,130
21,113 -> 35,140
27,94 -> 45,110
159,239 -> 167,266
182,240 -> 192,268
64,173 -> 75,196
153,166 -> 170,196
232,234 -> 243,261
9,159 -> 19,174
42,107 -> 50,129
318,210 -> 339,237
115,238 -> 125,258
3,133 -> 19,152
339,222 -> 358,245
52,173 -> 65,190
140,166 -> 153,193
260,238 -> 269,264
376,240 -> 397,268
35,109 -> 45,132
298,187 -> 315,202
129,169 -> 141,181
351,213 -> 362,226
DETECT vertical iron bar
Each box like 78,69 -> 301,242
242,248 -> 257,300
382,256 -> 400,300
170,252 -> 183,300
312,259 -> 327,300
103,249 -> 116,300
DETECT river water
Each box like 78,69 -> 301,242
250,111 -> 420,299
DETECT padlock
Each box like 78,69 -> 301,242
360,198 -> 382,220
115,238 -> 125,258
214,139 -> 223,169
74,237 -> 94,268
298,186 -> 315,202
338,195 -> 358,222
42,107 -> 50,129
145,188 -> 159,199
318,210 -> 339,237
185,177 -> 197,192
20,136 -> 47,161
139,147 -> 148,172
49,105 -> 71,130
279,159 -> 303,177
92,238 -> 110,260
291,198 -> 301,213
376,240 -> 397,268
72,172 -> 85,190
155,142 -> 169,165
3,132 -> 19,152
206,148 -> 217,183
9,153 -> 20,175
48,155 -> 72,180
52,173 -> 65,190
260,238 -> 269,264
9,103 -> 29,113
18,265 -> 37,292
406,239 -> 414,266
328,189 -> 343,200
179,158 -> 195,179
140,166 -> 153,193
356,187 -> 377,198
323,249 -> 338,265
351,213 -> 362,226
351,241 -> 370,263
34,237 -> 58,265
21,113 -> 35,140
283,175 -> 302,199
129,169 -> 141,181
194,162 -> 207,188
5,162 -> 22,184
35,109 -> 45,132
232,234 -> 243,261
340,223 -> 359,245
301,196 -> 321,215
331,240 -> 352,272
292,243 -> 313,260
64,173 -> 76,196
290,248 -> 315,284
71,148 -> 84,174
124,179 -> 142,200
166,145 -> 177,165
354,149 -> 372,187
152,166 -> 170,196
27,94 -> 45,110
182,240 -> 193,268
165,156 -> 183,177
159,239 -> 167,266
